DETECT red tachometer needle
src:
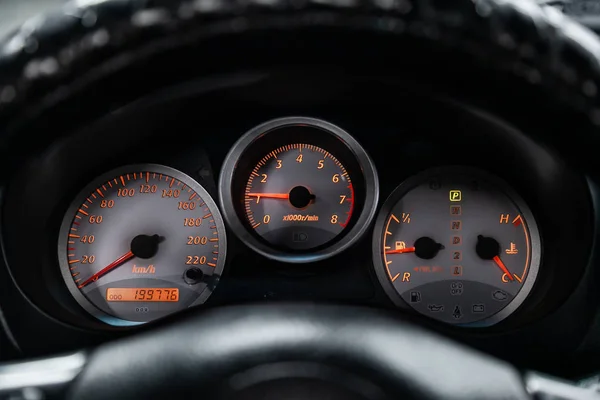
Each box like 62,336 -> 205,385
492,255 -> 514,281
247,193 -> 290,199
78,251 -> 135,289
385,247 -> 416,254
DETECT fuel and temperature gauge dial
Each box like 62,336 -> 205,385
373,167 -> 541,326
220,117 -> 378,263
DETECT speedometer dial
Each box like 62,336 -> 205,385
58,164 -> 226,325
372,167 -> 541,326
220,117 -> 378,263
245,144 -> 354,250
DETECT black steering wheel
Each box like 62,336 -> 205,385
1,0 -> 600,399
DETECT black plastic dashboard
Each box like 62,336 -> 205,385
0,69 -> 598,378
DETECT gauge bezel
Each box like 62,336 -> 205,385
372,166 -> 542,328
57,164 -> 227,326
219,117 -> 379,263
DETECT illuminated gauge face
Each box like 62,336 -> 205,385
58,164 -> 226,325
220,117 -> 379,263
245,144 -> 354,250
372,167 -> 541,326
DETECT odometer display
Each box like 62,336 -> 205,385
58,164 -> 226,325
106,288 -> 179,302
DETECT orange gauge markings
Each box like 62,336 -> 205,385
243,143 -> 354,251
59,165 -> 227,325
374,167 -> 541,327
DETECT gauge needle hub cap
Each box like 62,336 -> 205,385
289,186 -> 315,208
414,237 -> 444,259
131,234 -> 161,259
476,235 -> 500,260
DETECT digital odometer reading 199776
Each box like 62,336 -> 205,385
106,288 -> 179,302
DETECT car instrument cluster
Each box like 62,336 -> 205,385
57,117 -> 542,327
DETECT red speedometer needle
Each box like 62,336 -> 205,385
492,255 -> 514,281
247,193 -> 289,199
78,251 -> 135,289
385,247 -> 416,254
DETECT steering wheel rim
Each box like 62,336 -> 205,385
0,0 -> 599,399
0,0 -> 599,129
66,303 -> 529,400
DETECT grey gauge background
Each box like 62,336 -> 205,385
58,164 -> 227,326
372,167 -> 541,327
246,144 -> 353,250
219,117 -> 379,263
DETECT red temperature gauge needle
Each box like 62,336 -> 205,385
385,247 -> 416,254
247,193 -> 290,199
492,255 -> 514,281
78,251 -> 135,289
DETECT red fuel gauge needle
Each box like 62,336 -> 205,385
492,255 -> 514,281
78,251 -> 134,289
385,247 -> 416,254
247,193 -> 289,199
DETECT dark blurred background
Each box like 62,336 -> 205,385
1,0 -> 599,41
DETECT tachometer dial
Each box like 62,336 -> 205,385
372,167 -> 541,326
58,164 -> 226,325
220,117 -> 378,263
245,144 -> 354,250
